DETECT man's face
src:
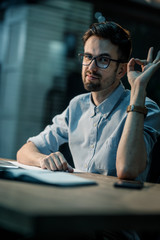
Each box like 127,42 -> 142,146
82,36 -> 121,93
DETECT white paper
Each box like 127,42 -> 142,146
0,160 -> 19,169
8,161 -> 85,173
8,161 -> 42,170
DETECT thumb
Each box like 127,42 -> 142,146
67,163 -> 74,173
127,58 -> 136,72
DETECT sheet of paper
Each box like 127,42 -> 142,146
0,160 -> 19,169
8,160 -> 85,173
8,161 -> 42,170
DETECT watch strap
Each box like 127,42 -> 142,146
127,105 -> 148,117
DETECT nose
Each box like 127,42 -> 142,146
88,58 -> 98,71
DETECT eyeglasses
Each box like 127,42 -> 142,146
78,53 -> 126,69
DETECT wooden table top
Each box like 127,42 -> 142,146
0,158 -> 160,238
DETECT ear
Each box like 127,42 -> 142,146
116,63 -> 127,79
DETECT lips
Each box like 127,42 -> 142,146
86,74 -> 99,81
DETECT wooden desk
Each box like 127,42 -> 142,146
0,158 -> 160,239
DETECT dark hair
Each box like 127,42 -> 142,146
82,21 -> 132,62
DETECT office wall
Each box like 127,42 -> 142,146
0,24 -> 2,62
0,0 -> 93,159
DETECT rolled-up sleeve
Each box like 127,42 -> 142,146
28,107 -> 69,154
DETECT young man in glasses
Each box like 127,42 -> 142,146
17,21 -> 160,181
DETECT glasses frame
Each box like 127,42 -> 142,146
78,53 -> 126,69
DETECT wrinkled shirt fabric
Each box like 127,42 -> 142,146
28,82 -> 160,181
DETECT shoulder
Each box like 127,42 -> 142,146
69,93 -> 91,107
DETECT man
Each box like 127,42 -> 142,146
17,21 -> 160,181
17,20 -> 160,240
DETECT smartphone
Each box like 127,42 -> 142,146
114,179 -> 144,189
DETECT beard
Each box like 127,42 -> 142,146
82,71 -> 102,92
82,68 -> 119,93
83,82 -> 101,92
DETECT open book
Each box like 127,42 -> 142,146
0,160 -> 96,187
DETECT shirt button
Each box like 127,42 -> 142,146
90,144 -> 94,148
94,123 -> 97,127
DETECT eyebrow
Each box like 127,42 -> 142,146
84,52 -> 112,58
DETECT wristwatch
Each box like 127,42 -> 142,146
127,105 -> 148,117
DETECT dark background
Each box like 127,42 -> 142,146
0,0 -> 159,160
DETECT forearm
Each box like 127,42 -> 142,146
17,141 -> 47,167
116,88 -> 147,179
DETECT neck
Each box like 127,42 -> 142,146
91,81 -> 120,106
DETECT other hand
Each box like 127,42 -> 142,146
40,151 -> 73,172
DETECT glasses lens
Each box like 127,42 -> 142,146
78,54 -> 110,69
96,56 -> 110,69
82,54 -> 92,65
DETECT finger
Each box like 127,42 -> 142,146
67,164 -> 74,173
56,152 -> 74,172
41,157 -> 53,170
52,152 -> 63,170
153,50 -> 160,64
127,58 -> 136,72
134,59 -> 147,66
138,60 -> 160,83
147,47 -> 154,63
149,60 -> 160,73
48,156 -> 58,171
54,152 -> 68,171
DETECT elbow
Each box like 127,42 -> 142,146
16,145 -> 25,163
117,167 -> 138,180
116,155 -> 147,180
117,164 -> 146,180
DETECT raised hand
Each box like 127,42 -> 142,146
127,47 -> 160,90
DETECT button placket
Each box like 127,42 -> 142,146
84,113 -> 101,170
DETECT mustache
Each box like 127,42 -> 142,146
85,71 -> 101,78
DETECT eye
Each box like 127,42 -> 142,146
84,54 -> 92,61
98,56 -> 110,64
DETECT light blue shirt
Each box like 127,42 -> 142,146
28,83 -> 160,181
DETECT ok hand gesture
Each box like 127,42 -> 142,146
127,47 -> 160,90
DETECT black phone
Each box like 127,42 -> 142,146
114,180 -> 144,189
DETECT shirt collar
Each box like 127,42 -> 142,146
89,82 -> 125,118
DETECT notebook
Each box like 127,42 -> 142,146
0,164 -> 96,187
